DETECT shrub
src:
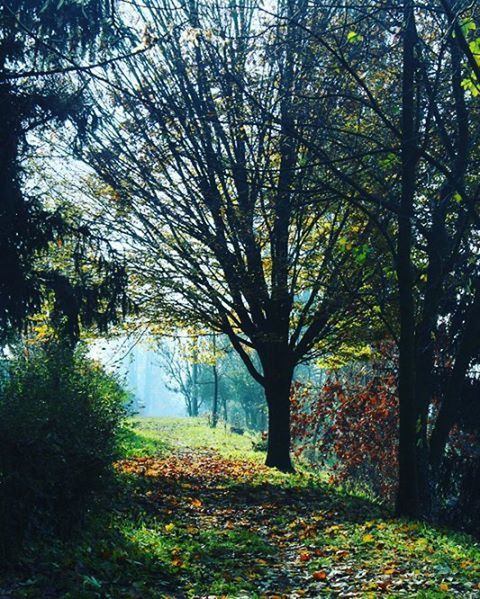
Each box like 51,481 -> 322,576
0,342 -> 129,559
291,345 -> 399,502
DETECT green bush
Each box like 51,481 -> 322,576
0,342 -> 129,559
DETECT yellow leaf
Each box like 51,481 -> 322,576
362,534 -> 375,543
256,558 -> 268,566
165,523 -> 175,532
325,525 -> 341,534
439,582 -> 449,592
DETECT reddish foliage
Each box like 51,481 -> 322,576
291,347 -> 399,502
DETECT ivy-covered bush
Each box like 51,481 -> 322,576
0,342 -> 129,559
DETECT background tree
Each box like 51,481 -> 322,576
158,334 -> 205,418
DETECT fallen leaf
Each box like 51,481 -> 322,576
299,552 -> 311,562
362,534 -> 375,543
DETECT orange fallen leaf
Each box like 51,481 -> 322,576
191,498 -> 202,508
299,552 -> 311,562
312,570 -> 327,581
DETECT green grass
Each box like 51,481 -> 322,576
117,421 -> 171,457
1,417 -> 479,598
121,416 -> 263,460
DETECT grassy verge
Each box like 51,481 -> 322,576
120,416 -> 264,460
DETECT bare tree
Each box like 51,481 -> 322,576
158,335 -> 202,417
85,0 -> 367,471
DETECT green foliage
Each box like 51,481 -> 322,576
347,30 -> 364,43
0,342 -> 129,559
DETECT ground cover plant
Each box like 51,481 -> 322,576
1,418 -> 479,598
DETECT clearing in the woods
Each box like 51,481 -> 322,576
3,418 -> 480,598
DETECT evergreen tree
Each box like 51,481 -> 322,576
0,0 -> 126,338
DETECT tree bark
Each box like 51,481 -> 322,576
395,0 -> 423,518
263,362 -> 294,473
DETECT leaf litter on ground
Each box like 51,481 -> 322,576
1,417 -> 480,598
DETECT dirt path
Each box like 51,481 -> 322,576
116,449 -> 480,598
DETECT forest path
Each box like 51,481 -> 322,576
116,442 -> 480,598
3,418 -> 479,598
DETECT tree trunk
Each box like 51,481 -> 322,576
264,367 -> 294,472
210,333 -> 219,427
395,0 -> 423,518
222,390 -> 228,423
429,281 -> 480,470
191,340 -> 199,417
211,362 -> 219,428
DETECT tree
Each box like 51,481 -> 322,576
278,0 -> 480,515
291,343 -> 399,502
0,0 -> 133,339
84,0 -> 370,471
158,334 -> 204,417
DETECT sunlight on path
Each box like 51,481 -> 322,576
116,445 -> 480,598
3,419 -> 478,598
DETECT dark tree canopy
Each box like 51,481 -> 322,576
0,0 -> 130,339
83,0 -> 383,470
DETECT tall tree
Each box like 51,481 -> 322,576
85,0 -> 367,471
281,0 -> 480,516
0,0 -> 129,338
